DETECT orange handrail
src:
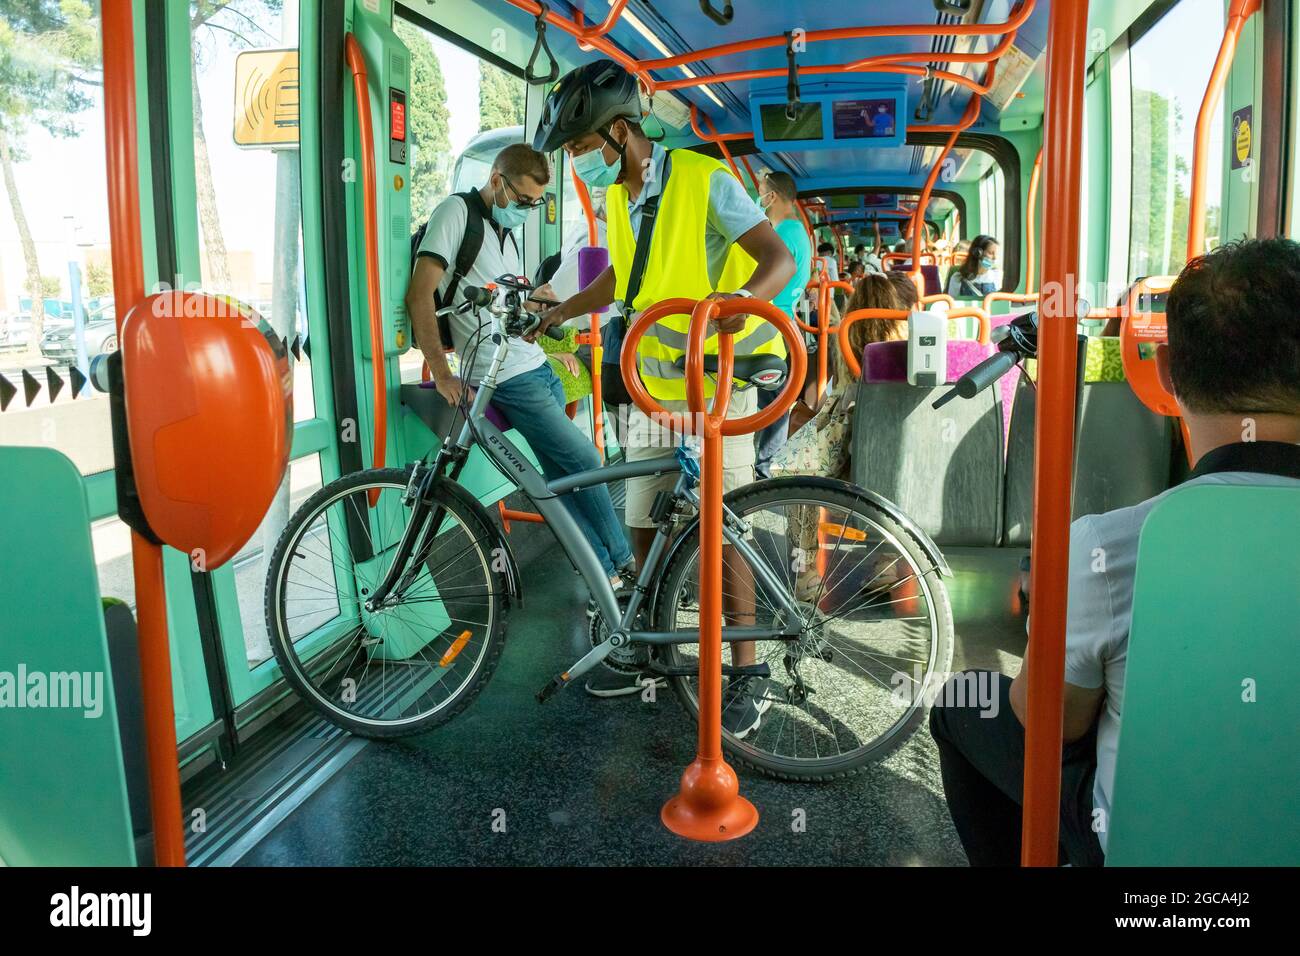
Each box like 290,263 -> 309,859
505,0 -> 1035,100
1026,149 -> 1043,294
102,0 -> 185,868
910,76 -> 986,283
621,297 -> 805,842
1188,0 -> 1262,258
837,304 -> 994,379
568,162 -> 606,459
1022,0 -> 1089,868
983,291 -> 1039,315
636,1 -> 1037,72
344,35 -> 388,501
921,293 -> 957,310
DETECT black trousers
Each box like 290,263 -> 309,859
928,671 -> 1106,866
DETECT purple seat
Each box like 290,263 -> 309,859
862,339 -> 992,384
417,379 -> 512,431
920,264 -> 942,297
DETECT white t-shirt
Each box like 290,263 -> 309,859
1059,466 -> 1300,854
415,192 -> 546,385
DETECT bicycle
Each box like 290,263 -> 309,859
265,275 -> 955,781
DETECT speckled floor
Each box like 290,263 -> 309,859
238,540 -> 1028,867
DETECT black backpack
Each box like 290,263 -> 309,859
411,190 -> 512,350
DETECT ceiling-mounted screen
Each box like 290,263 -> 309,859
758,102 -> 824,142
829,194 -> 860,209
749,81 -> 908,153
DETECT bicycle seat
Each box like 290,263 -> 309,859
672,353 -> 789,391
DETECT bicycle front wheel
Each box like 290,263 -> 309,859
265,467 -> 508,738
655,478 -> 953,781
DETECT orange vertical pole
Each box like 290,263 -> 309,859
1022,0 -> 1088,868
101,0 -> 185,867
569,163 -> 606,459
623,298 -> 804,841
1187,0 -> 1261,259
1026,148 -> 1043,294
344,36 -> 388,506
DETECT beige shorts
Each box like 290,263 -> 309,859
622,388 -> 757,529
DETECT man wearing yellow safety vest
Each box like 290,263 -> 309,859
533,60 -> 796,728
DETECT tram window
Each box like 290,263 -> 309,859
1127,0 -> 1225,280
235,454 -> 326,668
394,16 -> 525,384
190,0 -> 314,423
979,165 -> 1005,241
0,1 -> 114,475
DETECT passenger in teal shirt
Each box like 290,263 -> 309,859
755,171 -> 812,477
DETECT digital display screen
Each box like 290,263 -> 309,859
830,194 -> 860,209
759,101 -> 825,142
919,335 -> 937,347
833,98 -> 898,140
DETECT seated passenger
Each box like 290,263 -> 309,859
405,143 -> 633,589
946,234 -> 1002,298
769,273 -> 916,598
930,237 -> 1300,866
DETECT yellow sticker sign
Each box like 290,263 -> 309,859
1231,106 -> 1252,170
234,48 -> 300,148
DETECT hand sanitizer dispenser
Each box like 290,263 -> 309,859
908,310 -> 948,387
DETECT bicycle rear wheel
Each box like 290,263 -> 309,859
265,467 -> 508,738
655,478 -> 953,781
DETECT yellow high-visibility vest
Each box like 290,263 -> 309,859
607,148 -> 786,400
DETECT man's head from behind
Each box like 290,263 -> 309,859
1161,238 -> 1300,450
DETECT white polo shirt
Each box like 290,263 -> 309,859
1059,441 -> 1300,854
415,190 -> 545,385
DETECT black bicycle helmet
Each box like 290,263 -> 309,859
533,59 -> 641,153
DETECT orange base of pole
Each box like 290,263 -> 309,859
661,755 -> 759,842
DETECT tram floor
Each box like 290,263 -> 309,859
238,536 -> 1029,867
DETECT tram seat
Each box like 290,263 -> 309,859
1106,484 -> 1300,866
852,339 -> 1005,547
920,264 -> 942,297
404,380 -> 513,437
1003,337 -> 1173,545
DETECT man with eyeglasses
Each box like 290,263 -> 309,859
407,143 -> 634,593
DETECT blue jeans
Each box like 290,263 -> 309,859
754,387 -> 791,480
490,364 -> 632,577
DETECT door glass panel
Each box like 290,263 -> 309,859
396,17 -> 525,384
235,453 -> 327,668
1128,0 -> 1226,280
0,1 -> 114,475
190,0 -> 314,422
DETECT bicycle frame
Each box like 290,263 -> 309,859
366,320 -> 804,653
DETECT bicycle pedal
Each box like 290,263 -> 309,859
536,673 -> 570,703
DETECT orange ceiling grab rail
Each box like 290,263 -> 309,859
909,75 -> 987,279
635,0 -> 1037,73
1022,0 -> 1089,868
572,0 -> 630,46
344,35 -> 389,504
1188,0 -> 1262,258
101,0 -> 186,868
1026,148 -> 1043,294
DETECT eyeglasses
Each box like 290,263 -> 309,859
501,174 -> 546,209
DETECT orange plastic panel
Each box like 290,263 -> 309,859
1121,276 -> 1179,417
122,291 -> 292,569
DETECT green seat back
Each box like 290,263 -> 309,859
1107,483 -> 1300,866
0,447 -> 136,865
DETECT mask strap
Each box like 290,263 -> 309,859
597,123 -> 627,161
